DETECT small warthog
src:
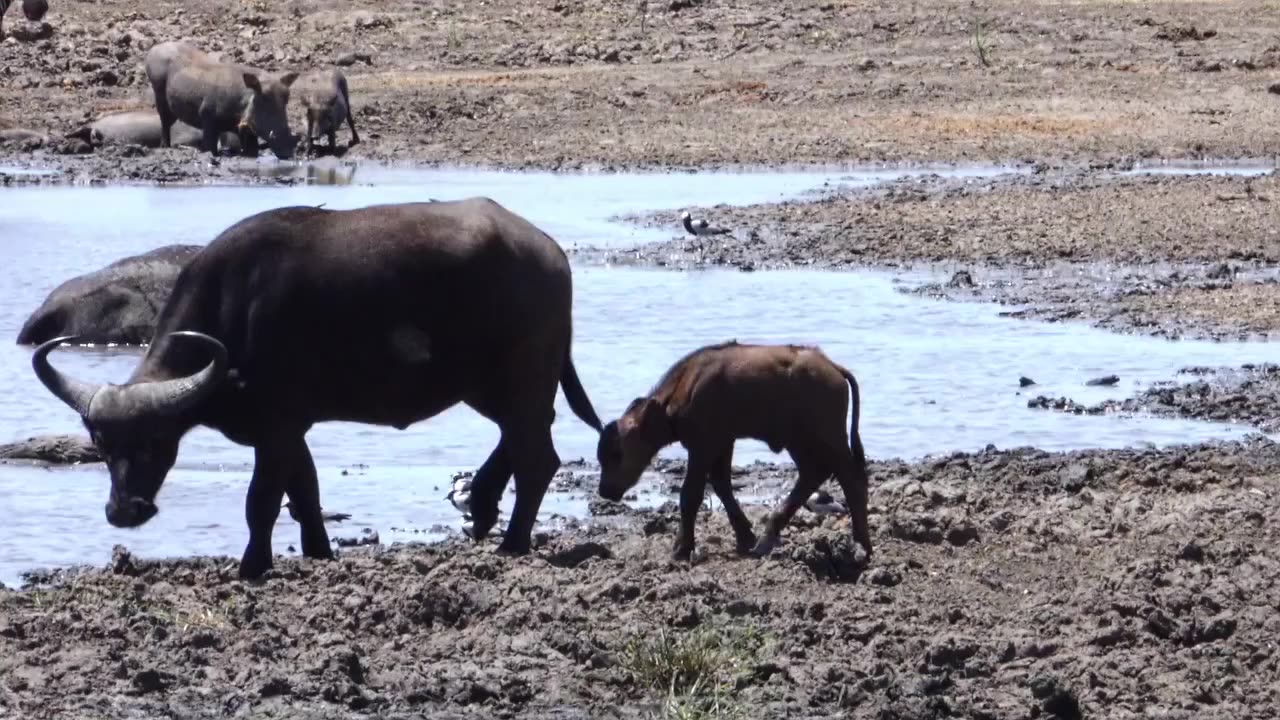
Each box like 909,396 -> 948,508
295,68 -> 359,155
144,40 -> 299,159
597,341 -> 872,562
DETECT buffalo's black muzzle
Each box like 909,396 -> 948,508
105,497 -> 158,528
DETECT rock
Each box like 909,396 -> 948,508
987,510 -> 1016,532
0,434 -> 101,464
867,566 -> 901,587
1060,463 -> 1093,493
790,529 -> 864,582
946,270 -> 976,288
1019,376 -> 1036,387
1270,81 -> 1280,95
887,514 -> 944,544
132,669 -> 172,694
1206,262 -> 1234,279
1086,374 -> 1119,387
546,542 -> 612,568
1028,675 -> 1082,720
944,523 -> 979,547
587,498 -> 631,516
856,57 -> 877,71
111,545 -> 138,576
1178,540 -> 1205,562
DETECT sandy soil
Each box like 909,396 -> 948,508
5,440 -> 1280,719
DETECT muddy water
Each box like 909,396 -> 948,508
0,162 -> 1273,583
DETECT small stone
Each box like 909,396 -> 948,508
944,524 -> 979,547
1178,540 -> 1205,562
1060,463 -> 1093,493
1086,374 -> 1119,387
1270,81 -> 1280,95
111,545 -> 138,576
867,566 -> 901,587
1019,376 -> 1036,387
132,669 -> 170,694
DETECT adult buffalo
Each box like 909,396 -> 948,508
32,198 -> 603,579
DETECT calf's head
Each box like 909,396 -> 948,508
32,332 -> 228,528
22,0 -> 49,22
243,71 -> 300,159
596,397 -> 672,501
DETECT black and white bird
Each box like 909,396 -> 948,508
680,210 -> 731,238
281,501 -> 352,524
446,476 -> 472,518
805,489 -> 847,516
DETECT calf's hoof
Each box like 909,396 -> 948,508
749,536 -> 782,558
670,542 -> 694,563
734,532 -> 759,556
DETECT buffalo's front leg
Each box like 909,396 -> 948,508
283,438 -> 334,561
673,453 -> 711,562
465,440 -> 511,542
240,445 -> 291,578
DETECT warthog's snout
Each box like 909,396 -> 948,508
105,497 -> 159,528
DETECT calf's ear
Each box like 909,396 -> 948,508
242,73 -> 263,92
280,72 -> 300,88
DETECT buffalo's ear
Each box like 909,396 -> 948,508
242,73 -> 263,92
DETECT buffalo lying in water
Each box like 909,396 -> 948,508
17,244 -> 201,346
33,197 -> 603,579
596,341 -> 872,562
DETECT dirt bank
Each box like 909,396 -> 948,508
577,169 -> 1280,340
5,0 -> 1280,181
1029,363 -> 1280,433
4,438 -> 1279,719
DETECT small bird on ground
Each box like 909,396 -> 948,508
281,501 -> 352,523
805,489 -> 847,516
446,475 -> 473,518
680,210 -> 731,237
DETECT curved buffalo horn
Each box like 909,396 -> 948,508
32,335 -> 102,418
88,331 -> 230,423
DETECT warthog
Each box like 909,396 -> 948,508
66,110 -> 245,153
32,197 -> 604,579
17,244 -> 202,346
295,68 -> 360,155
597,341 -> 872,562
144,40 -> 299,159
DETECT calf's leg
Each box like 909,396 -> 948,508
751,452 -> 829,557
831,443 -> 873,560
707,450 -> 757,554
673,452 -> 712,561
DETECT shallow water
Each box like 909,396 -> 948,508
0,162 -> 1274,583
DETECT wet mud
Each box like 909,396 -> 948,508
4,439 -> 1280,718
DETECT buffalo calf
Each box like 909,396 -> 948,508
597,341 -> 871,562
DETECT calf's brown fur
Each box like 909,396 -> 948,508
597,341 -> 871,561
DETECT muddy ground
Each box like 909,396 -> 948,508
4,438 -> 1280,719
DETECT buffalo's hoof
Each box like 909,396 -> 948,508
671,540 -> 695,563
495,536 -> 531,556
237,555 -> 273,580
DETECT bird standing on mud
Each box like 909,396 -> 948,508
446,476 -> 473,518
805,489 -> 848,516
680,210 -> 731,264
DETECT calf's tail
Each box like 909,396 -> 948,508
561,346 -> 603,433
839,365 -> 866,466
